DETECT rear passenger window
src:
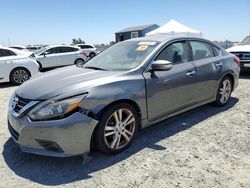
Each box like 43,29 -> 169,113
190,41 -> 214,61
0,49 -> 16,57
81,45 -> 92,49
155,41 -> 189,64
59,47 -> 78,53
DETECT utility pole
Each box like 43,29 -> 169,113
8,37 -> 10,46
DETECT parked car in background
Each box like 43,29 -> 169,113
26,46 -> 42,52
33,45 -> 88,70
8,36 -> 239,157
76,44 -> 98,58
0,47 -> 40,85
227,35 -> 250,71
9,45 -> 28,51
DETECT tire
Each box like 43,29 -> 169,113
10,68 -> 30,85
94,103 -> 139,154
89,52 -> 96,58
75,59 -> 85,67
214,76 -> 232,106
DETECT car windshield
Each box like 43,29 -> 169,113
34,47 -> 48,55
83,41 -> 159,71
239,35 -> 250,45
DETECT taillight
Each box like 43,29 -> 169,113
80,50 -> 88,57
233,56 -> 240,66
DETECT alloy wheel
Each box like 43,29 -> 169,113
75,59 -> 85,67
13,69 -> 29,84
104,108 -> 136,150
219,79 -> 231,104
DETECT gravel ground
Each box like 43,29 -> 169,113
0,74 -> 249,188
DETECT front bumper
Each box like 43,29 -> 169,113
240,61 -> 250,70
8,110 -> 98,157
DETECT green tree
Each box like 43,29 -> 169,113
72,38 -> 85,45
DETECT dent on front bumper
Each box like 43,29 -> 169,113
8,111 -> 98,157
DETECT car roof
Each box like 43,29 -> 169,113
127,34 -> 209,43
0,46 -> 21,52
77,44 -> 94,46
48,45 -> 80,49
9,45 -> 26,48
0,46 -> 32,55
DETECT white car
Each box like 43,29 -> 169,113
33,45 -> 88,69
26,46 -> 43,52
76,44 -> 98,58
227,35 -> 250,71
0,47 -> 40,85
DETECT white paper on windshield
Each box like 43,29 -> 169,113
138,41 -> 157,46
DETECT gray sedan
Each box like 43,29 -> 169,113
8,35 -> 240,157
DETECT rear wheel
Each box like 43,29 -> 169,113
75,59 -> 85,67
89,52 -> 96,58
215,76 -> 232,106
10,68 -> 30,85
94,103 -> 138,154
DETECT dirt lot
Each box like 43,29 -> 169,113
0,74 -> 249,188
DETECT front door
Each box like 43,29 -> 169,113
37,47 -> 61,68
144,40 -> 197,121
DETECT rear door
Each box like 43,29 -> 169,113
144,40 -> 198,121
59,47 -> 80,66
189,40 -> 222,102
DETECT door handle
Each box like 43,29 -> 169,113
186,70 -> 196,77
215,62 -> 222,67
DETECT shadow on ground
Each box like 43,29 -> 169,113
3,97 -> 239,186
0,83 -> 16,89
240,71 -> 250,79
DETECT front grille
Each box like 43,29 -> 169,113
8,122 -> 19,141
231,52 -> 250,61
12,95 -> 31,114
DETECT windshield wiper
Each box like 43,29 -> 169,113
84,66 -> 107,71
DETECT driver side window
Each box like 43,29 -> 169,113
43,47 -> 61,55
155,41 -> 189,64
43,48 -> 55,55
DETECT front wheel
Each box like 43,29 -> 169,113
10,68 -> 30,85
94,103 -> 138,154
215,76 -> 232,106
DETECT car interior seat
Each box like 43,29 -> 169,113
194,50 -> 207,60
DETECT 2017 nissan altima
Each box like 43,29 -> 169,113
8,35 -> 240,157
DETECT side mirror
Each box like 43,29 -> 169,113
43,51 -> 49,56
151,60 -> 172,71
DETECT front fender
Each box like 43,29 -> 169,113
81,78 -> 147,120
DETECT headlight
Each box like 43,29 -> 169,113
28,95 -> 86,121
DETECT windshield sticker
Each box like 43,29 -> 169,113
136,45 -> 149,51
138,41 -> 157,46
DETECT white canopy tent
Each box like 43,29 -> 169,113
146,19 -> 202,37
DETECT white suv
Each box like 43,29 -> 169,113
33,45 -> 88,70
76,44 -> 98,58
227,35 -> 250,71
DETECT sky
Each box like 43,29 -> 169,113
0,0 -> 249,46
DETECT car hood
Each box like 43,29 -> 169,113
16,66 -> 124,100
226,45 -> 250,52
